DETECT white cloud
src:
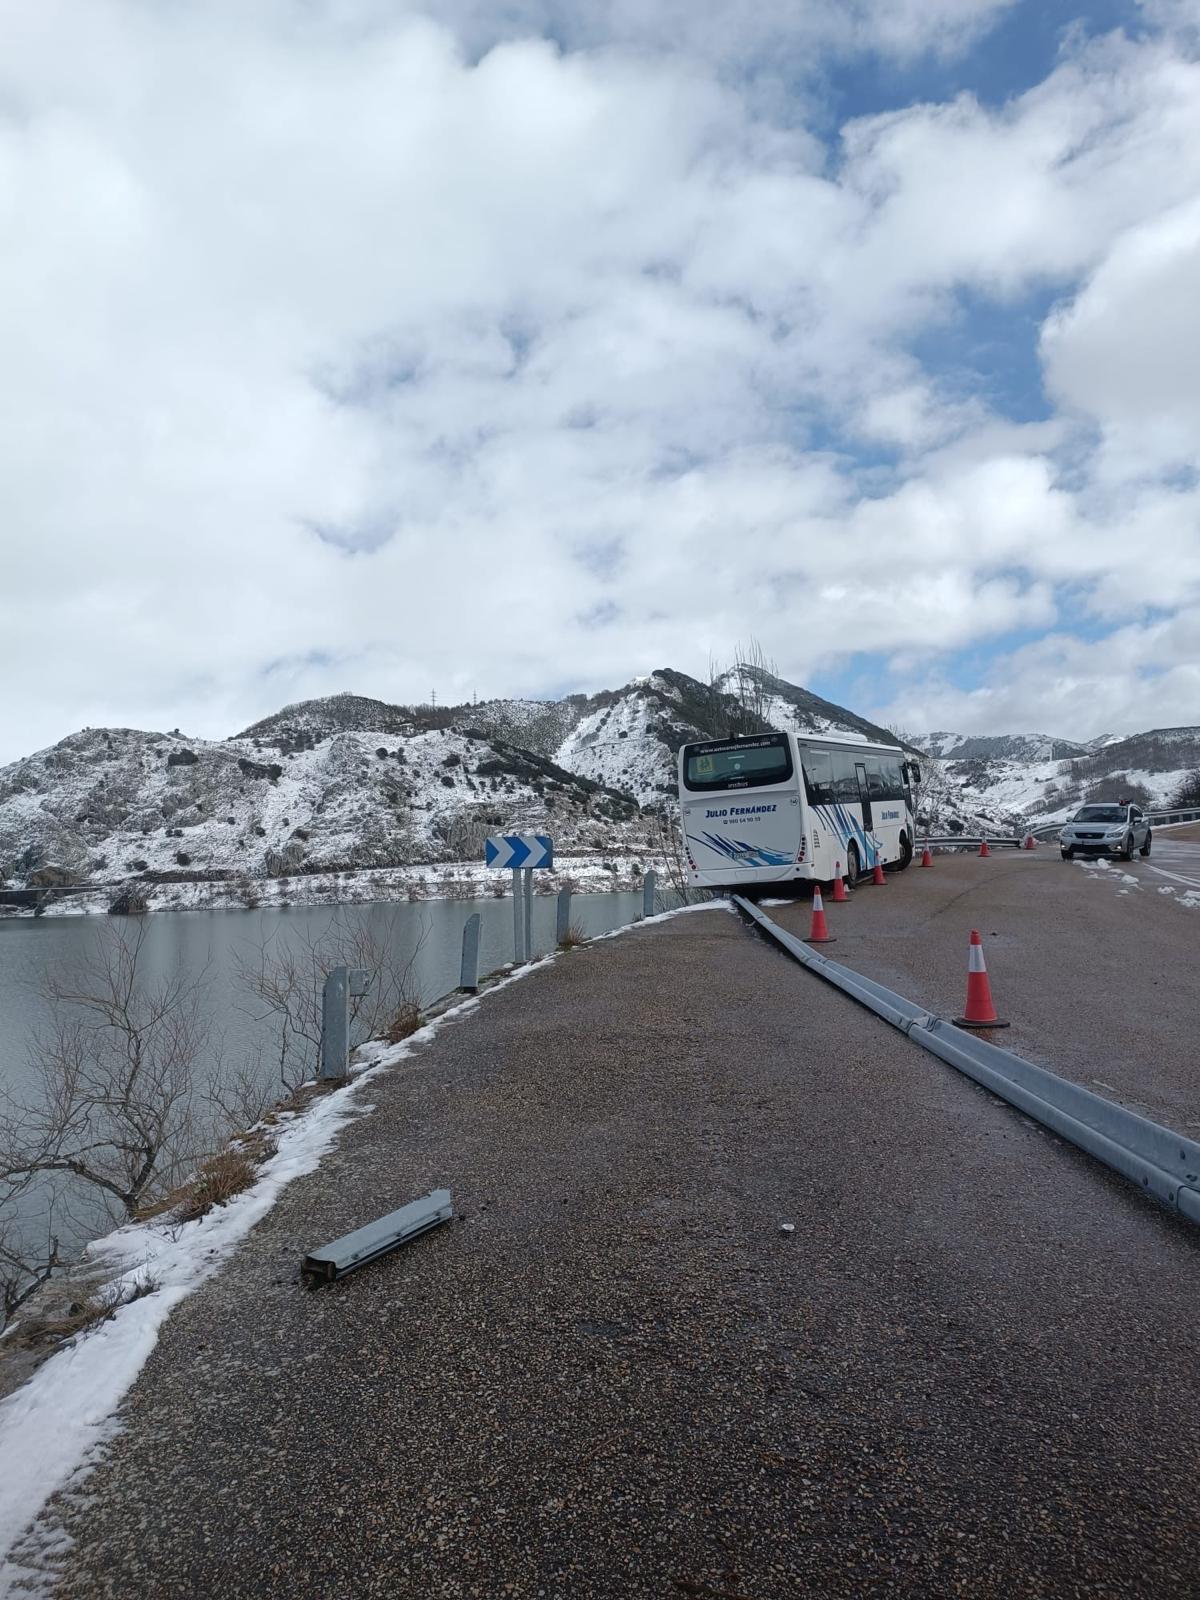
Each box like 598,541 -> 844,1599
360,0 -> 1019,73
0,3 -> 1198,761
1042,196 -> 1200,474
873,607 -> 1200,739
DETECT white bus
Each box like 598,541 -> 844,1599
677,731 -> 922,891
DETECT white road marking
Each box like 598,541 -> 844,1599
1148,865 -> 1200,890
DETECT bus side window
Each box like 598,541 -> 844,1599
829,751 -> 859,802
804,751 -> 833,806
864,759 -> 886,800
880,757 -> 905,800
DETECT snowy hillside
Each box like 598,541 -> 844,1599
919,731 -> 1087,763
723,667 -> 916,750
238,693 -> 422,746
552,665 -> 917,806
0,723 -> 643,892
918,725 -> 1200,829
4,666 -> 1197,900
551,672 -> 749,805
465,695 -> 583,756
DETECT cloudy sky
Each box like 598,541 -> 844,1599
2,0 -> 1199,761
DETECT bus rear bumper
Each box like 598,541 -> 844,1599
686,864 -> 816,890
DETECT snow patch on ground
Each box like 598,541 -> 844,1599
0,900 -> 726,1582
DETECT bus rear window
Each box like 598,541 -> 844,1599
684,736 -> 792,791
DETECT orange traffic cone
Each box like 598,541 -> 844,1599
954,930 -> 1009,1029
978,838 -> 991,858
831,863 -> 848,902
919,845 -> 933,868
871,859 -> 887,885
804,884 -> 836,944
1023,834 -> 1036,850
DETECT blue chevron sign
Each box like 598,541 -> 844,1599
484,833 -> 554,870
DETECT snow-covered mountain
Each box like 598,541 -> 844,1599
3,666 -> 1197,896
548,669 -> 771,806
0,721 -> 642,890
0,666 -> 910,889
548,666 -> 912,807
916,725 -> 1200,828
919,731 -> 1087,763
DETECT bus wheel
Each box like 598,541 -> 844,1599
893,832 -> 913,871
846,842 -> 861,885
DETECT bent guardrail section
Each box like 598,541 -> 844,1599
733,896 -> 1200,1227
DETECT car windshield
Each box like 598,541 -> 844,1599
1073,806 -> 1125,823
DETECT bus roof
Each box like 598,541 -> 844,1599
681,730 -> 904,757
796,732 -> 904,754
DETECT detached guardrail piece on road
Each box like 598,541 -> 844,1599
302,1189 -> 453,1287
732,897 -> 1200,1229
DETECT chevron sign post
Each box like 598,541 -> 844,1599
484,835 -> 554,962
484,834 -> 553,870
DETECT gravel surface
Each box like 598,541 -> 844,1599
768,847 -> 1200,1136
20,902 -> 1200,1599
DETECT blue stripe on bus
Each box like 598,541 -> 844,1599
813,803 -> 880,866
686,830 -> 793,869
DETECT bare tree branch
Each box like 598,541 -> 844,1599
1,923 -> 216,1262
233,908 -> 428,1092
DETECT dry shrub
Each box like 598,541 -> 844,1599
558,921 -> 588,950
26,1293 -> 114,1343
384,1001 -> 423,1044
176,1150 -> 256,1221
18,1273 -> 160,1347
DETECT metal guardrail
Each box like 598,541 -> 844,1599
733,896 -> 1200,1227
1027,823 -> 1068,841
920,835 -> 1023,849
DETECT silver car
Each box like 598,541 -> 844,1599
1060,802 -> 1152,862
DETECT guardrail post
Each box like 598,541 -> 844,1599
320,965 -> 370,1080
642,870 -> 657,919
556,888 -> 571,945
459,913 -> 481,993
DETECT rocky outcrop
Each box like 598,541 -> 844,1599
108,886 -> 150,915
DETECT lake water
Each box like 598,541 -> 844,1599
0,889 -> 657,1270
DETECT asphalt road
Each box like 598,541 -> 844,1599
768,835 -> 1200,1137
17,884 -> 1200,1599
